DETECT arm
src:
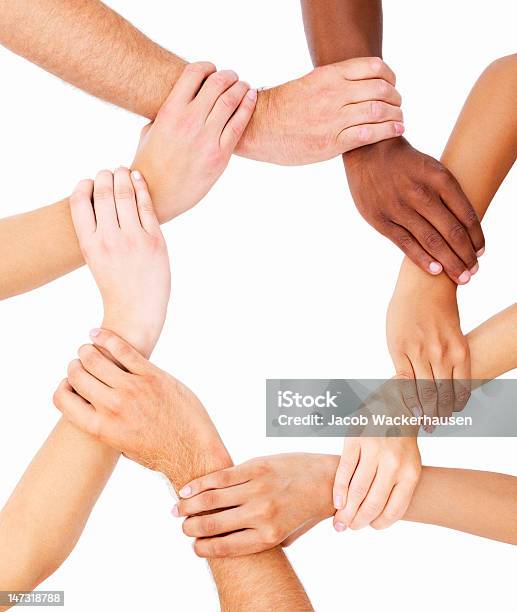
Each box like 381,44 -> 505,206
301,0 -> 485,282
175,303 -> 517,553
0,0 -> 401,166
387,54 -> 517,416
0,170 -> 167,599
54,330 -> 313,611
0,63 -> 256,300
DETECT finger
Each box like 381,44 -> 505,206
53,378 -> 101,437
220,88 -> 257,151
338,57 -> 397,85
67,359 -> 114,408
179,464 -> 252,498
88,328 -> 149,375
159,61 -> 217,112
193,530 -> 262,559
93,170 -> 119,230
431,364 -> 455,419
370,479 -> 418,530
69,179 -> 95,241
192,69 -> 239,118
113,167 -> 139,230
342,100 -> 403,129
182,506 -> 251,538
403,209 -> 471,284
453,357 -> 472,413
382,221 -> 444,277
130,170 -> 160,233
332,438 -> 361,512
345,78 -> 401,106
390,364 -> 423,418
176,484 -> 249,518
335,450 -> 377,528
350,467 -> 397,529
412,361 -> 438,428
436,170 -> 485,256
338,120 -> 404,152
77,344 -> 130,389
205,79 -> 247,131
410,186 -> 478,272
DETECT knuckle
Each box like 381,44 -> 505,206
209,541 -> 226,558
369,100 -> 381,119
448,224 -> 468,243
93,188 -> 113,201
421,385 -> 437,401
186,61 -> 215,74
463,207 -> 480,229
79,344 -> 99,367
262,525 -> 280,546
423,231 -> 445,251
114,188 -> 134,200
204,491 -> 219,508
202,517 -> 218,534
349,484 -> 368,499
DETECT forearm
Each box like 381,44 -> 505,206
395,54 -> 517,294
0,0 -> 186,120
165,450 -> 312,611
0,199 -> 83,300
0,419 -> 118,592
301,0 -> 382,65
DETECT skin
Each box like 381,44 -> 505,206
0,0 -> 402,165
387,54 -> 517,419
173,303 -> 517,555
0,62 -> 255,300
1,178 -> 313,611
331,54 -> 517,531
53,307 -> 517,561
300,0 -> 485,282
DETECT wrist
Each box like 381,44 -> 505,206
396,257 -> 458,300
235,88 -> 272,160
101,313 -> 161,358
313,454 -> 340,519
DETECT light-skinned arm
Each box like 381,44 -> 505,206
173,304 -> 517,555
0,0 -> 402,166
0,63 -> 256,300
54,329 -> 313,611
0,170 -> 169,601
387,54 -> 517,418
300,0 -> 485,282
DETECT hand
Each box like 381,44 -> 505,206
387,261 -> 471,423
238,57 -> 404,165
132,61 -> 257,223
70,169 -> 170,356
344,137 -> 485,283
174,454 -> 338,557
333,436 -> 421,531
53,329 -> 229,477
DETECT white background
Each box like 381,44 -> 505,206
0,1 -> 516,610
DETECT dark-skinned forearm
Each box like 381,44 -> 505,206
301,0 -> 382,66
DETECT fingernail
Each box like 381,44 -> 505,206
476,247 -> 485,257
131,170 -> 142,181
334,495 -> 343,509
458,271 -> 471,284
171,504 -> 180,517
179,485 -> 192,498
334,522 -> 346,532
246,88 -> 257,101
429,262 -> 442,274
394,122 -> 404,135
469,262 -> 479,275
411,406 -> 423,418
89,328 -> 101,338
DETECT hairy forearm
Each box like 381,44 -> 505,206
164,449 -> 312,611
0,0 -> 186,119
0,420 -> 118,592
301,0 -> 382,65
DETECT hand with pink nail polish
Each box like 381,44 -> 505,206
132,62 -> 257,223
175,454 -> 338,558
